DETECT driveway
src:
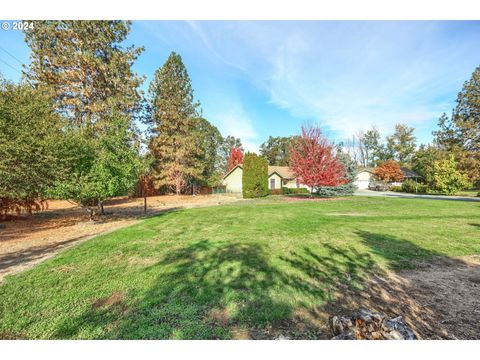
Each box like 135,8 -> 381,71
354,189 -> 480,202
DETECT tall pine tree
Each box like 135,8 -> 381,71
24,20 -> 144,128
147,52 -> 203,194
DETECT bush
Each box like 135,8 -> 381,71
477,191 -> 480,197
431,156 -> 470,195
282,187 -> 309,195
390,185 -> 402,192
242,153 -> 268,198
401,179 -> 427,193
269,189 -> 282,195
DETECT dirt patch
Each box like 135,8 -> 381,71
0,194 -> 241,282
312,255 -> 480,339
205,307 -> 231,327
240,255 -> 480,340
92,291 -> 125,309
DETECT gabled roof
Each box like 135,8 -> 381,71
223,164 -> 243,179
268,166 -> 295,179
223,164 -> 297,180
401,167 -> 422,178
357,167 -> 375,174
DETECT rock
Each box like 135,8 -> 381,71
330,308 -> 417,340
0,223 -> 6,229
276,334 -> 291,340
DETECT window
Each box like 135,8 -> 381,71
270,178 -> 275,189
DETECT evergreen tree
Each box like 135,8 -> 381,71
315,150 -> 358,196
242,153 -> 269,198
193,117 -> 224,187
147,52 -> 203,194
24,20 -> 144,128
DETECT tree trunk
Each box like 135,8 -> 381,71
143,196 -> 147,215
100,202 -> 104,215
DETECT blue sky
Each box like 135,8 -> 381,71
1,21 -> 479,151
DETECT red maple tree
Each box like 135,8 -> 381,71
289,124 -> 347,192
373,160 -> 404,182
227,147 -> 244,171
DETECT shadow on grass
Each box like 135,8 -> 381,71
53,240 -> 380,339
51,230 -> 479,339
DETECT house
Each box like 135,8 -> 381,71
354,166 -> 422,189
222,164 -> 307,193
354,167 -> 376,189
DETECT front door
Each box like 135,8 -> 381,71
270,178 -> 275,189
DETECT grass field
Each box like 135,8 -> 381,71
1,196 -> 479,339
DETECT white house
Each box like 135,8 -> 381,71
353,167 -> 422,189
222,165 -> 307,193
354,168 -> 376,189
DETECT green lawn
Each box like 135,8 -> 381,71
1,196 -> 479,339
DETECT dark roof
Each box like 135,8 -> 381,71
401,167 -> 422,178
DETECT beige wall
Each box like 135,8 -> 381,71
268,173 -> 282,190
356,171 -> 373,181
223,167 -> 311,193
223,167 -> 243,193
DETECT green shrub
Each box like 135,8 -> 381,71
390,185 -> 402,192
477,191 -> 480,197
282,187 -> 309,195
242,153 -> 268,198
401,179 -> 427,193
431,156 -> 471,195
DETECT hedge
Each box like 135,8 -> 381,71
282,187 -> 309,195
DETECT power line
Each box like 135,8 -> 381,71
0,57 -> 23,75
0,46 -> 24,66
0,56 -> 34,86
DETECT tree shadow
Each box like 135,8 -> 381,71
52,240 -> 382,339
48,230 -> 480,339
469,223 -> 480,229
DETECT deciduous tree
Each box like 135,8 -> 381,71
259,136 -> 294,166
227,147 -> 244,171
433,65 -> 480,185
431,156 -> 470,195
386,123 -> 416,166
289,124 -> 347,193
0,80 -> 63,217
373,160 -> 404,183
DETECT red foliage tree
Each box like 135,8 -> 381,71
373,160 -> 404,182
289,124 -> 347,192
227,147 -> 244,171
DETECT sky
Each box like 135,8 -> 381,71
1,20 -> 479,151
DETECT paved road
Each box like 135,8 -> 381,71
354,189 -> 480,202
